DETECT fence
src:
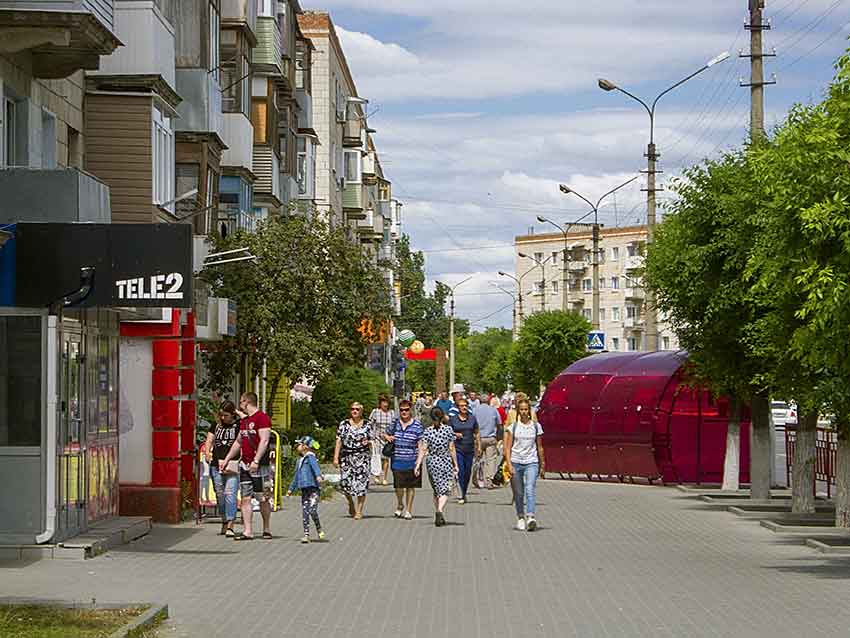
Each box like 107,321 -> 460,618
785,426 -> 836,498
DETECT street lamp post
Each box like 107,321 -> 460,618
518,253 -> 553,313
489,282 -> 518,338
444,275 -> 474,389
498,267 -> 536,333
597,50 -> 729,349
558,176 -> 640,330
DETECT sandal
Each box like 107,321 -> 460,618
262,531 -> 273,539
233,533 -> 254,541
225,528 -> 235,538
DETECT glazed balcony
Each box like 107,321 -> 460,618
343,182 -> 365,219
253,15 -> 282,75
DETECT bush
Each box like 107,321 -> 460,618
311,367 -> 391,430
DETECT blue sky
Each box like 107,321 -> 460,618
312,0 -> 850,331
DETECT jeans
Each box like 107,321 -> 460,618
456,451 -> 474,499
301,487 -> 322,535
210,464 -> 239,522
511,462 -> 539,517
479,437 -> 499,486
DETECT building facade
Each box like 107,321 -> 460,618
514,225 -> 679,352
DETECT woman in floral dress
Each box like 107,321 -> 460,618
415,407 -> 459,527
334,402 -> 372,519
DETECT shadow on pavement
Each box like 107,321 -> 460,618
765,557 -> 850,579
110,524 -> 204,554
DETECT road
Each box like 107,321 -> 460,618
2,480 -> 850,637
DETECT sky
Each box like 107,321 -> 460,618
311,0 -> 850,332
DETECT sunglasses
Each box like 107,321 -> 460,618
400,408 -> 411,413
351,407 -> 362,412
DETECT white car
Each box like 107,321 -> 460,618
770,401 -> 797,428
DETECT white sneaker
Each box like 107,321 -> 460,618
516,517 -> 526,531
403,511 -> 413,520
526,516 -> 538,532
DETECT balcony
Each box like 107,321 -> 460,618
221,0 -> 257,44
253,15 -> 282,75
343,182 -> 365,219
625,255 -> 643,271
343,117 -> 363,147
568,260 -> 588,272
0,0 -> 121,78
362,151 -> 376,183
0,168 -> 110,224
623,316 -> 644,330
624,286 -> 645,301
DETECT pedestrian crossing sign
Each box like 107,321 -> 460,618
587,331 -> 605,352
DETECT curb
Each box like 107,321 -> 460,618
108,603 -> 168,638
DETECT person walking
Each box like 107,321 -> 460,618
473,396 -> 502,489
287,436 -> 325,544
468,391 -> 481,410
415,407 -> 459,526
205,400 -> 240,537
447,383 -> 465,418
368,395 -> 395,485
435,391 -> 453,416
220,392 -> 273,541
505,398 -> 545,531
448,397 -> 480,504
385,399 -> 424,520
334,402 -> 372,519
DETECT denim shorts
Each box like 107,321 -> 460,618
240,464 -> 273,502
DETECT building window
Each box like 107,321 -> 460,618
612,246 -> 620,261
252,99 -> 268,143
379,182 -> 391,201
344,149 -> 361,185
552,280 -> 559,293
628,337 -> 638,351
611,276 -> 619,290
258,0 -> 274,16
627,243 -> 639,257
551,251 -> 559,265
296,136 -> 315,198
296,39 -> 311,91
663,336 -> 671,350
2,96 -> 16,167
612,306 -> 621,321
534,281 -> 545,295
152,105 -> 175,211
335,77 -> 346,122
582,278 -> 592,292
626,305 -> 638,319
209,2 -> 220,81
612,337 -> 620,351
0,316 -> 43,446
599,308 -> 605,321
176,163 -> 200,225
534,252 -> 544,263
221,31 -> 251,115
599,277 -> 605,289
582,309 -> 591,320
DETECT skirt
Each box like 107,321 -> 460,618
393,468 -> 422,489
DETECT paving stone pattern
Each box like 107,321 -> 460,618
2,481 -> 850,637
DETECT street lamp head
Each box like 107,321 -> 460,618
597,78 -> 618,92
498,271 -> 507,276
518,252 -> 529,259
536,215 -> 548,223
559,184 -> 572,195
706,51 -> 730,67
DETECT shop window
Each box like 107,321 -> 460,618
0,316 -> 42,446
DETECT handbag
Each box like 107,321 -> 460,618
382,441 -> 395,458
222,460 -> 240,475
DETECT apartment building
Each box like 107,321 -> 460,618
297,10 -> 364,226
514,225 -> 679,353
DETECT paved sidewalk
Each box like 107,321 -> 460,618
3,480 -> 850,637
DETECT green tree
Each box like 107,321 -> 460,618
311,367 -> 391,430
482,341 -> 513,396
746,49 -> 850,522
645,150 -> 775,495
510,311 -> 590,397
201,216 -> 392,412
455,327 -> 513,392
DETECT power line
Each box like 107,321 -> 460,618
468,302 -> 514,325
776,18 -> 850,72
775,0 -> 847,53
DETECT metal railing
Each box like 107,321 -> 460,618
785,426 -> 836,498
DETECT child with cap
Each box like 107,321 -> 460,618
287,436 -> 325,543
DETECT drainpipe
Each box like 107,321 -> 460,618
36,314 -> 58,544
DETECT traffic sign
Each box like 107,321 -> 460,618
587,331 -> 605,352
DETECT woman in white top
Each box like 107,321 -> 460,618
504,398 -> 545,531
368,394 -> 395,485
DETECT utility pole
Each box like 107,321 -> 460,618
742,0 -> 775,141
449,293 -> 456,389
592,224 -> 601,330
644,138 -> 659,351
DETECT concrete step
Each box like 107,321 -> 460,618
0,517 -> 151,562
677,485 -> 792,498
806,536 -> 850,554
761,519 -> 845,535
730,505 -> 834,520
700,496 -> 792,509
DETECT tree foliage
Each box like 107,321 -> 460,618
510,311 -> 590,396
310,366 -> 391,430
200,216 -> 392,394
455,328 -> 513,393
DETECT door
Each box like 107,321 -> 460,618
57,330 -> 86,538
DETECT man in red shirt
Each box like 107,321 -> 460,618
221,392 -> 272,540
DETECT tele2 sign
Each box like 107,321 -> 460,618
115,273 -> 184,301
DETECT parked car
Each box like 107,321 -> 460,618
770,401 -> 797,428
